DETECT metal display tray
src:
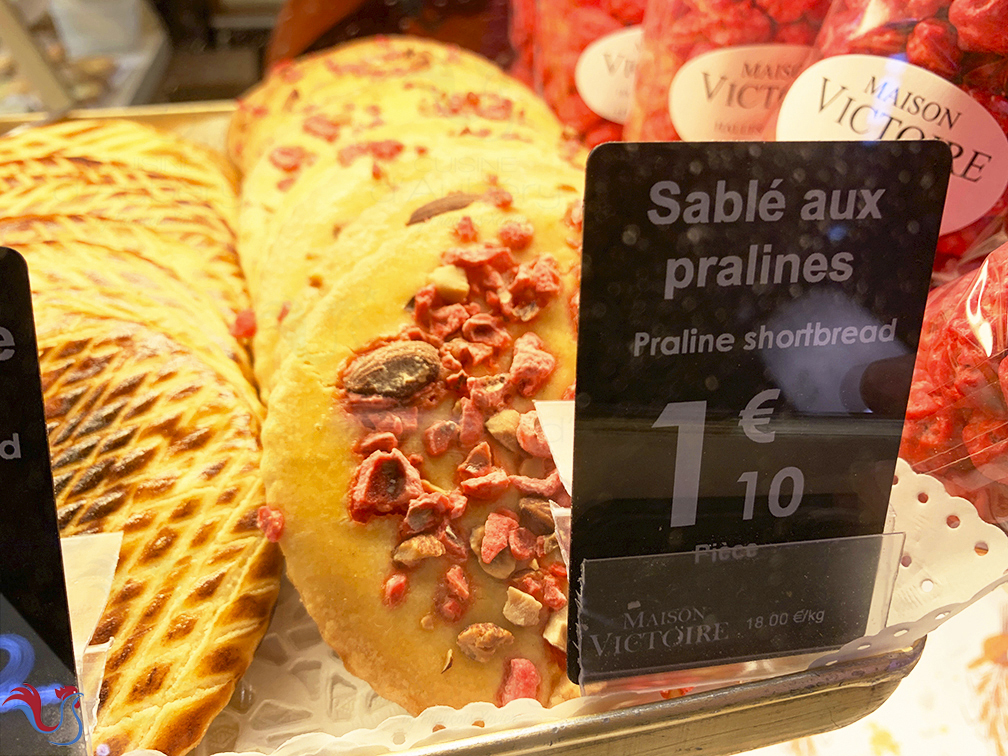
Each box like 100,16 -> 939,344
415,642 -> 923,756
0,102 -> 925,756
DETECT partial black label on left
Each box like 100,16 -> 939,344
0,248 -> 85,754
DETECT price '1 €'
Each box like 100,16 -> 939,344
653,390 -> 804,528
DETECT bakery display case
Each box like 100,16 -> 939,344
0,96 -> 986,756
0,2 -> 1005,753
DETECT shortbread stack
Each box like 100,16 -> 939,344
0,120 -> 280,756
229,36 -> 587,713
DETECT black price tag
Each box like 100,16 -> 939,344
569,142 -> 951,682
0,248 -> 85,754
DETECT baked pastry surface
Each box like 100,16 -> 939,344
36,313 -> 279,756
1,118 -> 280,756
262,194 -> 581,713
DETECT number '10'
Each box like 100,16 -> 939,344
738,468 -> 804,520
653,400 -> 805,527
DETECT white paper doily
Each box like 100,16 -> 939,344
174,576 -> 643,756
811,459 -> 1008,668
186,578 -> 407,756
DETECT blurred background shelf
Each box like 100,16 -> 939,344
0,0 -> 170,112
109,1 -> 172,106
0,0 -> 520,113
211,0 -> 282,33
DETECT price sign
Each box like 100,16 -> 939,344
569,142 -> 950,682
0,248 -> 85,754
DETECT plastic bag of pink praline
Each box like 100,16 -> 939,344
899,240 -> 1008,531
536,0 -> 647,147
509,0 -> 537,85
622,0 -> 830,142
770,0 -> 1008,280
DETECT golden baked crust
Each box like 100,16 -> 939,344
0,157 -> 237,254
0,155 -> 237,226
251,146 -> 583,397
20,238 -> 258,402
0,118 -> 239,193
36,312 -> 279,756
262,194 -> 581,713
236,111 -> 562,302
0,214 -> 249,321
228,36 -> 558,173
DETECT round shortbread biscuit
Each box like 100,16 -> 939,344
4,118 -> 275,756
232,87 -> 572,300
261,195 -> 582,714
229,36 -> 556,172
252,151 -> 583,398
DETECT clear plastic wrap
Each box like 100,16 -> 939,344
771,0 -> 1008,276
622,0 -> 829,141
536,0 -> 647,146
900,239 -> 1008,530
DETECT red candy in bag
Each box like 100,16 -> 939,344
773,0 -> 1008,278
900,241 -> 1008,529
509,0 -> 537,86
536,0 -> 646,146
623,0 -> 830,142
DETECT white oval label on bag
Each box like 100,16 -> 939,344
777,54 -> 1008,235
670,44 -> 812,142
574,26 -> 643,124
